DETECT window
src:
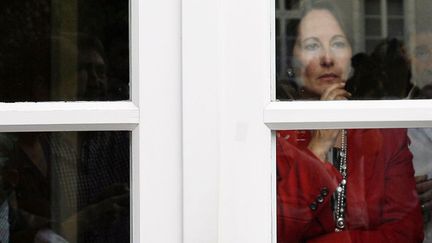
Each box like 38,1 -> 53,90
275,0 -> 301,82
273,0 -> 432,242
0,1 -> 135,241
183,0 -> 432,243
0,0 -> 185,242
0,0 -> 130,102
364,0 -> 405,52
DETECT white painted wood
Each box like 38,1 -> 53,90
0,1 -> 182,243
130,0 -> 140,242
215,0 -> 273,242
130,0 -> 139,106
271,133 -> 277,243
0,101 -> 136,111
0,124 -> 134,132
139,0 -> 182,242
264,100 -> 432,130
131,127 -> 140,243
0,102 -> 138,131
182,0 -> 221,242
271,0 -> 277,101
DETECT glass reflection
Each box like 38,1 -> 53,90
411,32 -> 432,98
276,1 -> 352,100
275,0 -> 432,101
0,131 -> 130,242
275,1 -> 432,241
0,0 -> 129,101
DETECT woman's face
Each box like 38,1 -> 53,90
77,49 -> 108,100
412,33 -> 432,89
293,9 -> 352,96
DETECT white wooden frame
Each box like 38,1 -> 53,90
0,102 -> 137,131
0,0 -> 184,243
264,100 -> 432,129
183,1 -> 432,243
183,0 -> 272,242
139,0 -> 182,242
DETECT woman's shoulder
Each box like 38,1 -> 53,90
352,128 -> 407,139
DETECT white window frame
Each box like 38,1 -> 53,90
183,1 -> 432,243
138,0 -> 183,242
0,0 -> 184,243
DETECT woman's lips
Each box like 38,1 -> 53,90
318,73 -> 340,83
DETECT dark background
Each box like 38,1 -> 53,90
0,0 -> 130,101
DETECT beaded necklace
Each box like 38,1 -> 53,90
334,129 -> 348,232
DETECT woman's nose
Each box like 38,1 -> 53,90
320,50 -> 334,67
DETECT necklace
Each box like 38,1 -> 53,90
334,129 -> 348,232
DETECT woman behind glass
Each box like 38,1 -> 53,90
276,1 -> 423,242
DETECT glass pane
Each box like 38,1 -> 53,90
277,128 -> 427,242
365,18 -> 382,36
0,1 -> 129,102
276,38 -> 281,77
365,0 -> 381,15
388,18 -> 404,37
365,39 -> 382,53
285,0 -> 300,10
286,19 -> 300,38
276,19 -> 281,38
388,0 -> 404,15
0,131 -> 130,242
274,1 -> 432,100
276,37 -> 282,80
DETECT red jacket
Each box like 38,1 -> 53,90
277,129 -> 423,243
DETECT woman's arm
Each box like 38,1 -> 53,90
277,135 -> 342,242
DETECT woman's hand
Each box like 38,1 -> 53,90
415,175 -> 432,223
320,82 -> 351,101
308,130 -> 340,161
416,175 -> 432,210
307,83 -> 351,161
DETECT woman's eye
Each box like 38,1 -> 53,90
332,41 -> 347,48
304,42 -> 320,51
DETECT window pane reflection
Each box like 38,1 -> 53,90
365,0 -> 380,15
277,128 -> 428,242
365,18 -> 382,36
284,0 -> 300,10
0,1 -> 129,101
275,0 -> 432,100
388,0 -> 404,15
0,131 -> 130,242
388,18 -> 404,37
